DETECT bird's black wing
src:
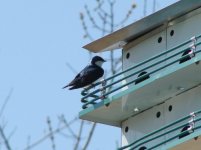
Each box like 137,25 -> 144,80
66,65 -> 89,87
68,65 -> 104,89
68,65 -> 91,86
62,66 -> 86,89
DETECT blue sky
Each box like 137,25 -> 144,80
0,0 -> 178,150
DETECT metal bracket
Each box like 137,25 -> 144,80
189,36 -> 197,58
188,112 -> 196,133
100,79 -> 107,100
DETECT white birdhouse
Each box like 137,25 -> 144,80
80,0 -> 201,149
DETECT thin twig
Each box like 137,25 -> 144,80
144,0 -> 147,16
0,88 -> 13,119
96,11 -> 107,36
26,135 -> 31,150
0,126 -> 12,150
114,3 -> 136,28
109,0 -> 114,33
47,117 -> 56,150
24,117 -> 78,150
80,12 -> 94,41
84,5 -> 110,33
74,120 -> 84,150
58,115 -> 77,139
58,132 -> 77,139
96,5 -> 111,25
94,1 -> 110,16
66,62 -> 78,75
94,0 -> 105,12
82,123 -> 96,150
8,127 -> 17,141
153,0 -> 157,13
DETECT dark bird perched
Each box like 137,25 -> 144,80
63,56 -> 106,90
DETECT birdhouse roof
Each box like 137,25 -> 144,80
83,0 -> 201,53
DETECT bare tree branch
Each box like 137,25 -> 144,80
47,117 -> 56,150
84,5 -> 110,33
58,132 -> 77,139
8,127 -> 17,141
0,126 -> 12,150
66,62 -> 78,75
0,88 -> 14,150
153,0 -> 157,13
94,0 -> 103,10
58,115 -> 77,139
94,0 -> 109,17
80,12 -> 94,41
95,1 -> 111,25
82,123 -> 96,150
24,117 -> 78,150
144,0 -> 147,16
26,135 -> 31,150
114,3 -> 136,28
73,120 -> 84,150
0,88 -> 13,119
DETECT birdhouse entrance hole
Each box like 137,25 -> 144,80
179,49 -> 193,64
135,71 -> 150,84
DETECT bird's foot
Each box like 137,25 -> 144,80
100,79 -> 106,86
91,83 -> 96,89
105,103 -> 110,107
100,95 -> 106,100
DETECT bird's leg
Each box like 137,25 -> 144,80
100,78 -> 106,86
90,83 -> 96,89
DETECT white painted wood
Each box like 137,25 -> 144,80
122,30 -> 166,87
122,103 -> 165,149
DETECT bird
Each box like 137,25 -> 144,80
63,56 -> 106,90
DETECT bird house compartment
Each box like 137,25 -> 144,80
122,27 -> 167,89
166,7 -> 201,68
121,85 -> 201,149
120,4 -> 201,119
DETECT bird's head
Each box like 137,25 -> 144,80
91,56 -> 106,67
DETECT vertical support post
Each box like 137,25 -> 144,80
189,36 -> 197,57
188,112 -> 196,133
100,79 -> 107,100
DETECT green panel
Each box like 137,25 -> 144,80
165,130 -> 201,150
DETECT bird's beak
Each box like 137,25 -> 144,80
103,59 -> 106,62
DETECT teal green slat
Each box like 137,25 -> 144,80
147,125 -> 201,150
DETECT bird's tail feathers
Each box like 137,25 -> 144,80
69,86 -> 76,90
62,85 -> 69,89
